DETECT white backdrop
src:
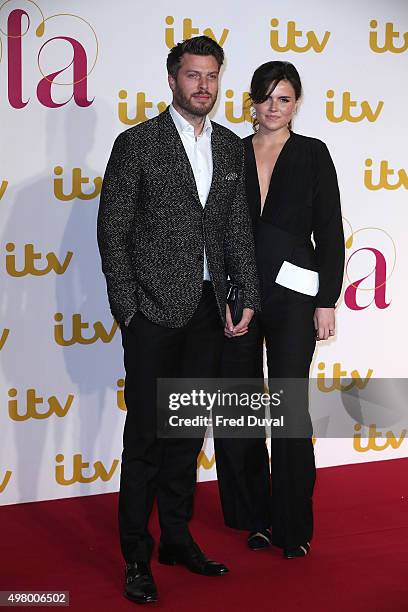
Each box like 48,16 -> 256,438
0,0 -> 407,505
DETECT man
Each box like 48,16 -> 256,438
97,36 -> 259,604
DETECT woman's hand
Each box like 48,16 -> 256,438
224,305 -> 254,338
313,307 -> 335,341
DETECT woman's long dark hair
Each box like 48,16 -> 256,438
249,61 -> 302,131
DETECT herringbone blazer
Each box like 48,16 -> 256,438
97,107 -> 260,327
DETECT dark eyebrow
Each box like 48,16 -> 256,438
267,93 -> 293,98
186,70 -> 219,76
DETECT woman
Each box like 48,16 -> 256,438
215,61 -> 344,558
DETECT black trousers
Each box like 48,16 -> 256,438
119,282 -> 223,562
215,288 -> 317,549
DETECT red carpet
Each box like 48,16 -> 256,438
1,458 -> 408,611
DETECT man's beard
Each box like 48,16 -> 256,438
173,85 -> 217,117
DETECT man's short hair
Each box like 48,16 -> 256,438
167,35 -> 224,78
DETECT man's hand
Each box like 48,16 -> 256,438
224,305 -> 254,338
314,307 -> 335,341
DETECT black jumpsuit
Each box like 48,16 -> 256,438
215,132 -> 345,549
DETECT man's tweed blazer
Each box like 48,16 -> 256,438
97,107 -> 260,327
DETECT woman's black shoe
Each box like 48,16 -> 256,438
247,529 -> 272,550
284,542 -> 311,559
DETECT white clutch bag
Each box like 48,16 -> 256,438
275,260 -> 319,296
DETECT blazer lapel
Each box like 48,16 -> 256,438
206,123 -> 230,208
157,108 -> 202,207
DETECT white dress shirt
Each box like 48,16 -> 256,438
169,104 -> 213,281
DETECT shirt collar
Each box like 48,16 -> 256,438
169,104 -> 212,137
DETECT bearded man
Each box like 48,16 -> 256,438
97,35 -> 259,604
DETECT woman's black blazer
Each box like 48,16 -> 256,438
243,132 -> 345,308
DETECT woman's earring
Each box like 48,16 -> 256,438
250,105 -> 259,132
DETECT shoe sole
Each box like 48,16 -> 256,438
158,557 -> 228,576
124,592 -> 158,604
158,556 -> 177,566
248,539 -> 272,551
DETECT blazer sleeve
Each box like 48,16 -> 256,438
312,140 -> 345,308
97,130 -> 140,323
224,143 -> 261,311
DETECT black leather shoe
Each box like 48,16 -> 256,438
124,561 -> 158,604
247,529 -> 272,550
158,541 -> 229,576
284,542 -> 311,559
